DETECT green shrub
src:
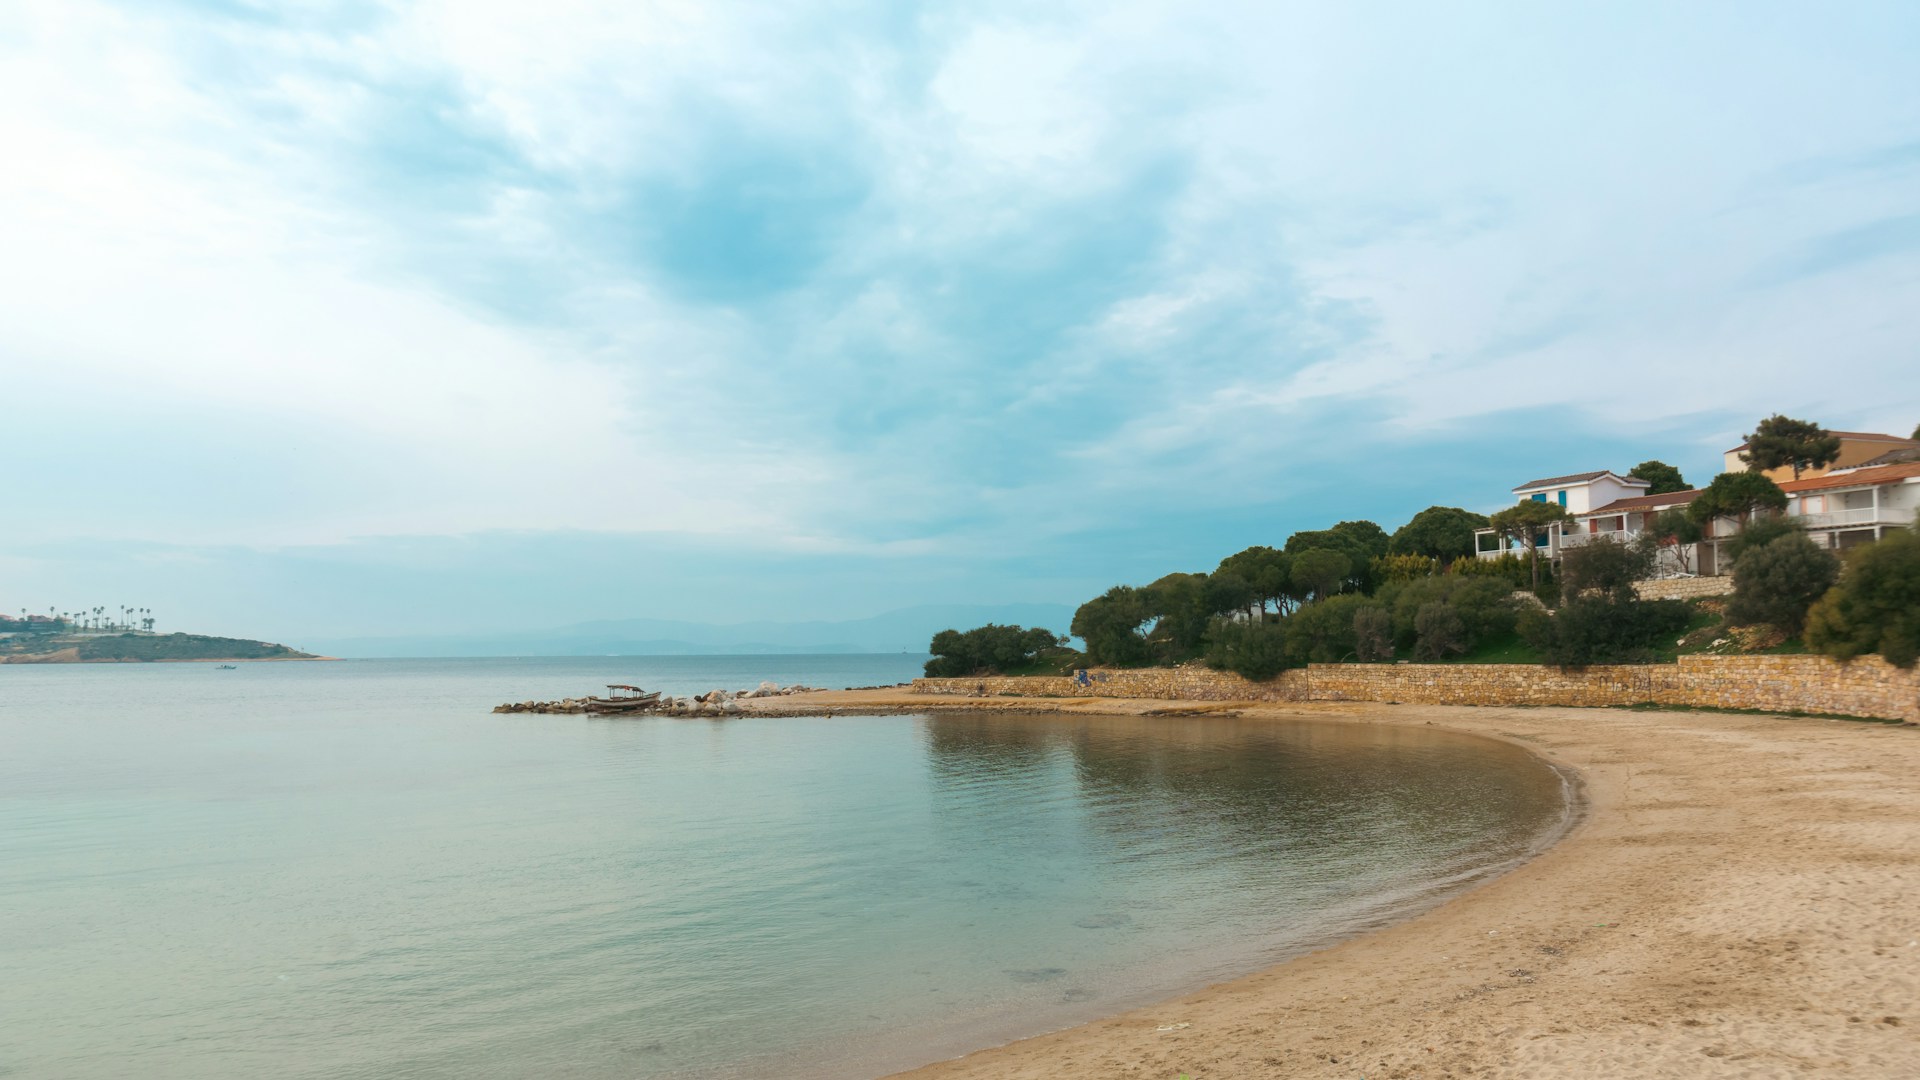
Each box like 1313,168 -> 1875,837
1371,553 -> 1441,584
1722,515 -> 1799,565
1383,575 -> 1517,657
1450,553 -> 1541,590
1202,618 -> 1292,681
1726,533 -> 1839,636
1807,530 -> 1920,668
1558,536 -> 1654,599
1519,596 -> 1691,666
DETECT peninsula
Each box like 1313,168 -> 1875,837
0,631 -> 319,664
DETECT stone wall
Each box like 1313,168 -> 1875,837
912,654 -> 1920,723
910,668 -> 1308,703
1633,577 -> 1735,601
1654,655 -> 1919,721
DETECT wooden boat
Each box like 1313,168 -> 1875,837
583,685 -> 661,713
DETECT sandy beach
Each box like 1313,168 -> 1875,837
754,689 -> 1919,1078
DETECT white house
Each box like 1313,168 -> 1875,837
1473,471 -> 1651,559
1779,461 -> 1920,552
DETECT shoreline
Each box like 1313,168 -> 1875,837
744,689 -> 1919,1079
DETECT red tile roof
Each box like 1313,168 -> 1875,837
1583,489 -> 1702,516
1778,461 -> 1920,493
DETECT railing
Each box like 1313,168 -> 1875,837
1474,524 -> 1571,559
1558,529 -> 1641,549
1792,506 -> 1891,528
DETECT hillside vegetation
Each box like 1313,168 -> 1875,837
0,632 -> 317,663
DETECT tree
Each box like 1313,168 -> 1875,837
1290,548 -> 1351,602
1634,507 -> 1703,575
1558,536 -> 1654,600
1487,500 -> 1574,591
1689,472 -> 1787,529
1725,533 -> 1839,637
1143,572 -> 1213,656
1353,606 -> 1394,662
925,624 -> 1067,677
1282,594 -> 1373,665
1413,602 -> 1468,661
1628,460 -> 1689,496
1388,506 -> 1490,564
1285,521 -> 1390,592
1070,586 -> 1154,666
1741,414 -> 1840,480
1806,530 -> 1920,668
1215,546 -> 1294,618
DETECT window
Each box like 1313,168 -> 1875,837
1557,490 -> 1568,507
1532,493 -> 1546,503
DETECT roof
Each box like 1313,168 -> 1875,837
1582,489 -> 1702,516
1725,431 -> 1918,454
1848,446 -> 1920,469
1778,461 -> 1920,493
1512,470 -> 1648,493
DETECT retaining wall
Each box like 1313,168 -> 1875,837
912,654 -> 1920,723
1632,577 -> 1735,601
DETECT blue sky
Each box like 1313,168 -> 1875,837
3,1 -> 1918,645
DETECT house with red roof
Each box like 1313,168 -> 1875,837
1780,461 -> 1920,553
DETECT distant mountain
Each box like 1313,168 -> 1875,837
306,603 -> 1079,658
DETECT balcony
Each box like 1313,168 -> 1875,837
1558,529 -> 1640,549
1791,506 -> 1905,529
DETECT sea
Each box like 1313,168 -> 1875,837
0,655 -> 1573,1079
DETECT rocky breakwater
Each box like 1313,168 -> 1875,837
655,683 -> 826,717
493,681 -> 824,717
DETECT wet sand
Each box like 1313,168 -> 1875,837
748,689 -> 1920,1078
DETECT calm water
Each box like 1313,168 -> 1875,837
0,657 -> 1571,1079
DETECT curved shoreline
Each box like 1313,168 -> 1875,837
747,689 -> 1918,1079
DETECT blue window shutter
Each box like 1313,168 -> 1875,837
1532,493 -> 1546,503
1558,490 -> 1568,507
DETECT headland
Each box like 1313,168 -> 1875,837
738,687 -> 1917,1079
0,631 -> 323,664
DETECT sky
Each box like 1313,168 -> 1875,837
3,0 -> 1918,645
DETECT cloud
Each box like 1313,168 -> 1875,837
2,0 -> 1917,633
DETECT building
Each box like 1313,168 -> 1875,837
1722,431 -> 1920,484
1562,488 -> 1711,575
1780,461 -> 1920,552
1472,471 -> 1651,561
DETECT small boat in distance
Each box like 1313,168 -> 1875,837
582,685 -> 661,712
215,664 -> 238,670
